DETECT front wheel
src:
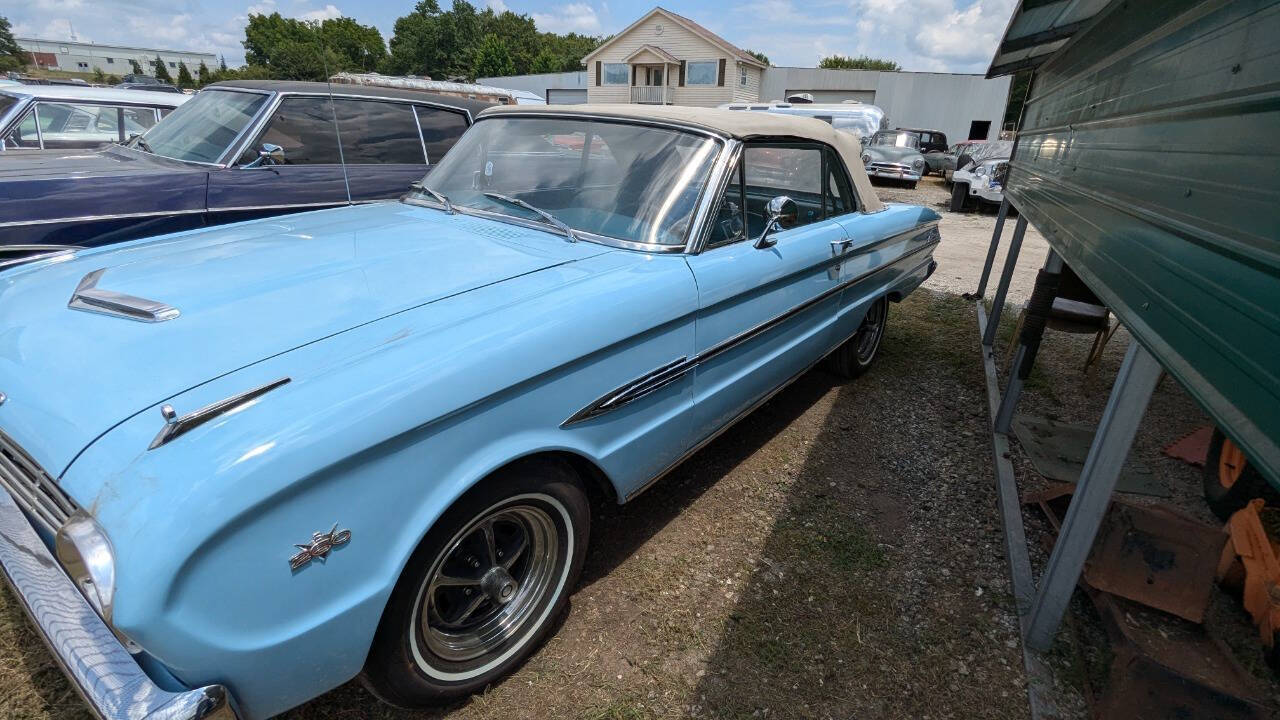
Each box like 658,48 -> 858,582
825,297 -> 889,379
364,458 -> 589,707
1202,429 -> 1275,520
950,182 -> 969,212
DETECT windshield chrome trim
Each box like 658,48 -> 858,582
216,89 -> 281,167
67,268 -> 180,323
149,377 -> 291,450
685,139 -> 744,255
473,111 -> 729,141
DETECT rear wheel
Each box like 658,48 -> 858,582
825,297 -> 888,379
364,458 -> 589,706
1202,429 -> 1275,520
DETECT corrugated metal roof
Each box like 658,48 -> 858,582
986,0 -> 1113,77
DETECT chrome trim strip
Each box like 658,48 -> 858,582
0,208 -> 205,229
149,377 -> 291,450
622,247 -> 939,503
68,269 -> 180,323
219,89 -> 281,167
0,483 -> 240,720
562,356 -> 694,426
1,244 -> 83,253
206,201 -> 356,213
566,224 -> 939,428
0,250 -> 77,271
411,102 -> 428,162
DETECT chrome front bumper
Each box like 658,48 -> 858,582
865,163 -> 922,181
0,485 -> 239,720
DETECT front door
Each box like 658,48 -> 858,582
207,95 -> 351,224
683,142 -> 856,443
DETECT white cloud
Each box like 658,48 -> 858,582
486,0 -> 510,13
296,3 -> 342,22
531,3 -> 602,34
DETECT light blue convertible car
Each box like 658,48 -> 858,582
0,104 -> 939,719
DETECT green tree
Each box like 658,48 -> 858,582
317,16 -> 387,71
818,54 -> 900,71
106,73 -> 121,84
196,60 -> 210,86
129,58 -> 144,75
529,48 -> 560,74
472,33 -> 514,78
745,49 -> 770,66
176,61 -> 194,88
267,40 -> 343,81
92,67 -> 106,84
243,12 -> 315,66
0,16 -> 23,72
153,54 -> 173,82
219,55 -> 228,71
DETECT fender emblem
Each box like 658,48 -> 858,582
289,524 -> 352,570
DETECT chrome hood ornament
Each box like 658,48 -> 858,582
149,378 -> 291,450
290,524 -> 352,570
68,268 -> 180,323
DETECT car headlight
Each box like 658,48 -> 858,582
912,159 -> 925,171
56,513 -> 116,622
862,154 -> 871,165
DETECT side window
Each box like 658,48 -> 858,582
333,99 -> 424,164
744,144 -> 824,230
36,103 -> 123,148
706,157 -> 746,247
415,106 -> 469,163
122,107 -> 159,136
825,150 -> 857,216
2,108 -> 41,148
243,96 -> 341,165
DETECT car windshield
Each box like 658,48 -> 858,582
137,89 -> 268,164
416,116 -> 721,247
871,131 -> 919,149
970,140 -> 1013,162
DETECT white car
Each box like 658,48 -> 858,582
949,140 -> 1013,211
0,85 -> 189,151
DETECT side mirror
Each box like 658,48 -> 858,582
243,143 -> 285,168
754,195 -> 797,249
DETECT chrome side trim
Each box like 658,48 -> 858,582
0,483 -> 240,720
68,269 -> 180,323
149,377 -> 291,450
0,208 -> 205,229
2,244 -> 84,253
622,249 -> 939,503
566,224 -> 939,428
562,356 -> 694,426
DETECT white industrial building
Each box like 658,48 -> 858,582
16,38 -> 217,77
482,6 -> 1013,143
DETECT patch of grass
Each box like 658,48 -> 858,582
580,698 -> 655,720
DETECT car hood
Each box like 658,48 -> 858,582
0,145 -> 206,227
0,202 -> 610,475
863,145 -> 922,163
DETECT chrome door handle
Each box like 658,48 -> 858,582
830,238 -> 853,255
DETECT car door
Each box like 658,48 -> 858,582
331,98 -> 431,202
683,141 -> 851,443
206,95 -> 351,224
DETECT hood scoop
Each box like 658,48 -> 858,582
67,268 -> 180,323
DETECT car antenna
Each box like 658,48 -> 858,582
321,50 -> 353,206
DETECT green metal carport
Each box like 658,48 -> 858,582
971,0 -> 1280,709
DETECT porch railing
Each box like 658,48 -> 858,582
630,86 -> 666,104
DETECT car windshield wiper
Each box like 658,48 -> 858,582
482,192 -> 578,243
409,181 -> 453,214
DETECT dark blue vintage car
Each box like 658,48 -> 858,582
0,80 -> 488,263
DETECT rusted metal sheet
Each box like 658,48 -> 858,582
993,0 -> 1280,489
1026,485 -> 1224,622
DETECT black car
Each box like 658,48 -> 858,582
897,127 -> 948,155
0,80 -> 489,260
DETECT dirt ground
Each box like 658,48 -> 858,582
0,177 -> 1270,719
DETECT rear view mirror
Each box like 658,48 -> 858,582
243,143 -> 285,168
755,195 -> 798,249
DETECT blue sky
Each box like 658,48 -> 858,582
8,0 -> 1014,73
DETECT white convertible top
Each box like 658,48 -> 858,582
0,85 -> 189,107
480,103 -> 884,213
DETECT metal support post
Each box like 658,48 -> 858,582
974,198 -> 1011,299
994,249 -> 1063,434
982,214 -> 1028,347
1024,340 -> 1163,651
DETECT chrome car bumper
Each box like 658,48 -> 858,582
0,484 -> 239,720
865,162 -> 922,181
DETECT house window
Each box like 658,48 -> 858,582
60,46 -> 69,53
76,62 -> 88,69
686,60 -> 718,86
105,57 -> 114,63
740,68 -> 748,86
601,63 -> 628,85
169,61 -> 176,68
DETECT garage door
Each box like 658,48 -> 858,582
547,89 -> 588,104
785,90 -> 876,105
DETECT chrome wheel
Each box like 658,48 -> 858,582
416,502 -> 561,666
854,298 -> 888,364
